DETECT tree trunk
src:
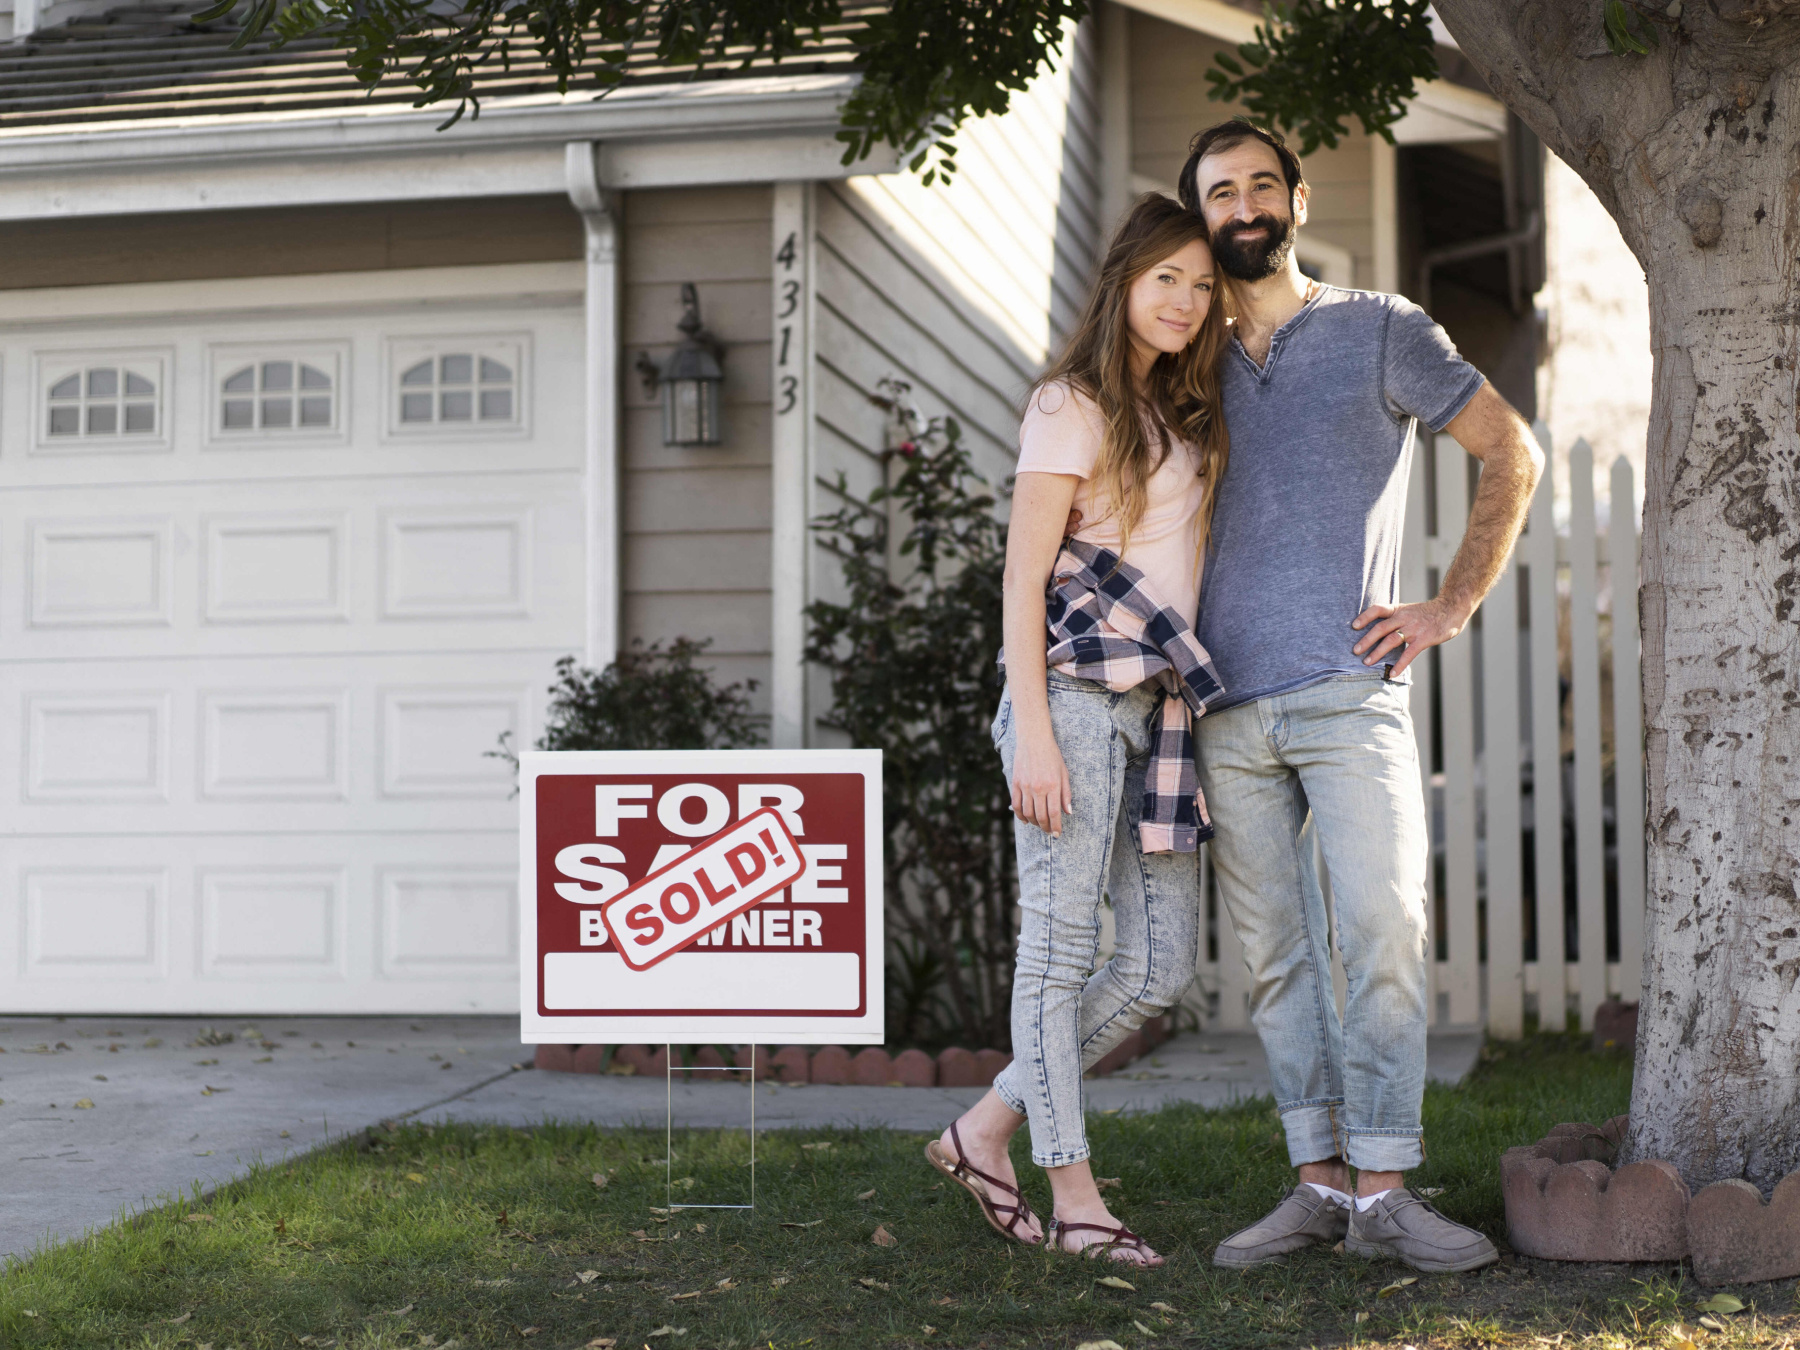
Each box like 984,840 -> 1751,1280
1434,0 -> 1800,1196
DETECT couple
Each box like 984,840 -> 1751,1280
926,120 -> 1542,1270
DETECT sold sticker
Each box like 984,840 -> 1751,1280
600,806 -> 806,971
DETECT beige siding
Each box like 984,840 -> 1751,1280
1129,11 -> 1378,288
805,20 -> 1103,739
620,185 -> 774,705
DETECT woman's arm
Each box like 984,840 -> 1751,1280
1004,470 -> 1081,836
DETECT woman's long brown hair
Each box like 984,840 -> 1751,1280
1032,192 -> 1230,561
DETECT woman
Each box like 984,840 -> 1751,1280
927,194 -> 1231,1265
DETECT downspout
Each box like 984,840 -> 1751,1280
565,142 -> 621,670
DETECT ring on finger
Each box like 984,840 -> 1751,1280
1395,630 -> 1406,642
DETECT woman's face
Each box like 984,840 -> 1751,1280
1124,238 -> 1215,368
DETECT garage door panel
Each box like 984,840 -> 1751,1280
4,833 -> 521,1013
0,284 -> 584,1013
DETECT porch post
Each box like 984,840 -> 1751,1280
769,181 -> 815,748
566,141 -> 621,670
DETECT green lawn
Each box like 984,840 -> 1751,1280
2,1034 -> 1795,1350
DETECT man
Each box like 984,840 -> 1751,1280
1179,120 -> 1542,1273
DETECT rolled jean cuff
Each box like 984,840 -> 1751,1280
1278,1097 -> 1345,1167
1344,1128 -> 1424,1173
1030,1143 -> 1091,1169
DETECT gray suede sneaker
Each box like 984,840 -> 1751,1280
1212,1185 -> 1350,1268
1345,1189 -> 1499,1272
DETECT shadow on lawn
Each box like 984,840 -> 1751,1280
0,1034 -> 1795,1349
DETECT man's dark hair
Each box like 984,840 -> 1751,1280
1178,119 -> 1307,216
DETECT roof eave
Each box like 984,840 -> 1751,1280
0,71 -> 887,219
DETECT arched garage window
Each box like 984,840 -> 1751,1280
46,365 -> 159,439
219,359 -> 335,433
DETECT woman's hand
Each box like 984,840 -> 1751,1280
1011,722 -> 1073,836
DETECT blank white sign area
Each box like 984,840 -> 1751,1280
544,951 -> 860,1012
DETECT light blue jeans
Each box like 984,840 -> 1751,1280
991,672 -> 1202,1167
1196,672 -> 1430,1173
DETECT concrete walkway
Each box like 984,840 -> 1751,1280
0,1015 -> 1480,1266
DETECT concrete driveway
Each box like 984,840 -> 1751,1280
0,1014 -> 1480,1267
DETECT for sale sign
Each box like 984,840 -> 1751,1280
519,749 -> 883,1045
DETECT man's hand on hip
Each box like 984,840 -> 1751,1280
1351,596 -> 1471,677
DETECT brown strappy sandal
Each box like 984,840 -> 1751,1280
1046,1215 -> 1162,1265
925,1121 -> 1042,1245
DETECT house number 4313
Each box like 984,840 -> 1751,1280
775,229 -> 801,416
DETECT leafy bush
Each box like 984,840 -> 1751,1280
805,382 -> 1017,1051
501,638 -> 764,762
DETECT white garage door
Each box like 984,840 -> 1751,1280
0,263 -> 586,1013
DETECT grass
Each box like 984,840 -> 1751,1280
1,1034 -> 1795,1350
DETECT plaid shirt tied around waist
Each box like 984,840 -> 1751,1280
1008,537 -> 1225,854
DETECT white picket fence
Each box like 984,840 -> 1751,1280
1193,424 -> 1644,1037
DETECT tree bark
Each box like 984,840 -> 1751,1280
1433,0 -> 1800,1196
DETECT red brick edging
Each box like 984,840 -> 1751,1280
533,1014 -> 1175,1088
1502,1115 -> 1800,1284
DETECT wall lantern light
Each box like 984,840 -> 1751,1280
636,282 -> 725,446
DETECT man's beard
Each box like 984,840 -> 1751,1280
1212,212 -> 1295,282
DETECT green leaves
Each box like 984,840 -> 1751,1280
835,0 -> 1090,184
1602,0 -> 1660,54
512,639 -> 764,758
804,378 -> 1017,1050
1204,0 -> 1438,153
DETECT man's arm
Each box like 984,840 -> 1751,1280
1351,381 -> 1544,676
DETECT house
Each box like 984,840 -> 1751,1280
0,0 -> 1585,1016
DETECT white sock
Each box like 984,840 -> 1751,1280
1305,1182 -> 1352,1207
1354,1188 -> 1395,1212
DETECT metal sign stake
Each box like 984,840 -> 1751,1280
666,1043 -> 755,1214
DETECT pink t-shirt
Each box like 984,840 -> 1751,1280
1016,382 -> 1207,623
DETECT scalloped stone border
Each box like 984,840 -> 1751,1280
532,1014 -> 1174,1087
1502,1116 -> 1800,1283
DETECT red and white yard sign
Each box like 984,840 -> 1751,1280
519,749 -> 883,1045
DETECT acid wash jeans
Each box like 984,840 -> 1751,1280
1196,672 -> 1430,1173
991,671 -> 1202,1167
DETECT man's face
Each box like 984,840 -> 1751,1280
1192,139 -> 1307,282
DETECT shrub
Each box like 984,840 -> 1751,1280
500,638 -> 764,761
805,381 -> 1017,1051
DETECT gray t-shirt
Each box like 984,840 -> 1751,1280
1197,285 -> 1484,710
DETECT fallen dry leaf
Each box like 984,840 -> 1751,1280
1377,1276 -> 1418,1299
406,1173 -> 426,1184
646,1326 -> 686,1339
379,1304 -> 413,1318
1074,1341 -> 1126,1350
1134,1321 -> 1156,1335
1698,1315 -> 1727,1333
779,1220 -> 824,1230
1417,1186 -> 1445,1198
167,1312 -> 193,1325
520,1327 -> 540,1338
714,1279 -> 737,1291
871,1224 -> 897,1247
693,1223 -> 706,1233
922,1325 -> 936,1335
1332,1240 -> 1346,1255
591,1172 -> 609,1189
934,1296 -> 957,1307
856,1188 -> 877,1201
1094,1177 -> 1122,1191
858,1278 -> 890,1291
585,1340 -> 617,1349
670,1291 -> 704,1301
74,1099 -> 94,1110
1355,1310 -> 1371,1324
1149,1301 -> 1180,1315
1096,1275 -> 1136,1291
771,1277 -> 791,1287
574,1270 -> 601,1284
1695,1294 -> 1745,1315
